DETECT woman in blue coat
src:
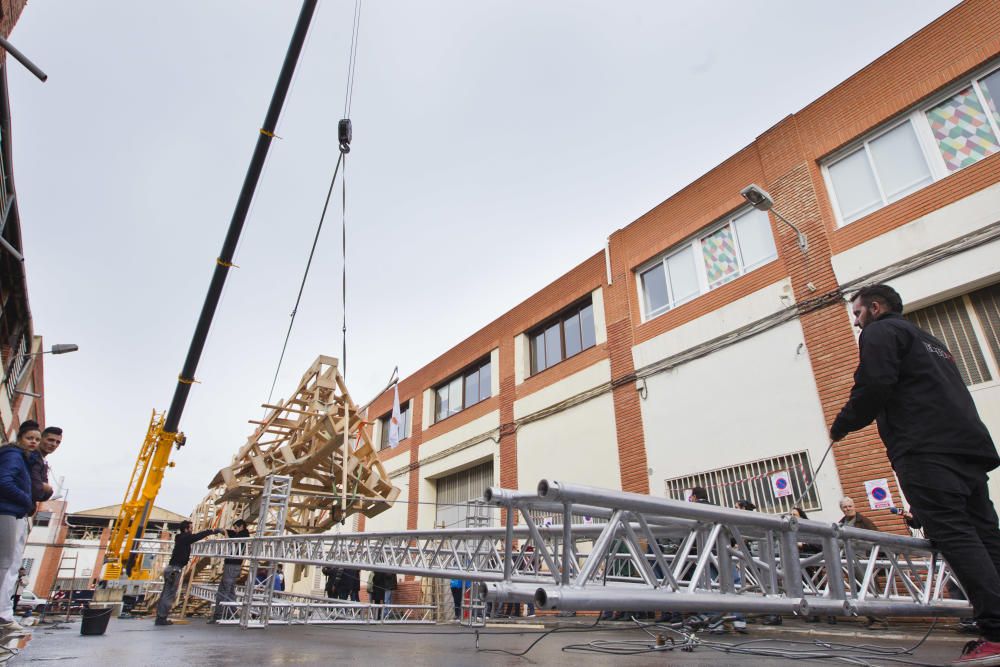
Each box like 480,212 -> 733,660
0,420 -> 41,636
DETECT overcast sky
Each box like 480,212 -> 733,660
7,1 -> 959,513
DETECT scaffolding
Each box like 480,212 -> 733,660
191,476 -> 972,622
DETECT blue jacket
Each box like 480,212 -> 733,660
0,444 -> 33,518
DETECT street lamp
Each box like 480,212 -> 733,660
1,343 -> 79,391
740,184 -> 808,253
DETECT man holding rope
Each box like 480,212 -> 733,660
830,284 -> 1000,666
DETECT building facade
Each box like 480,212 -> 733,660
293,1 -> 1000,601
0,0 -> 42,440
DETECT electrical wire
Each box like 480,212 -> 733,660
266,152 -> 345,404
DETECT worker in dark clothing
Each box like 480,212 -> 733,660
211,519 -> 250,622
830,284 -> 1000,665
156,520 -> 223,626
322,566 -> 340,599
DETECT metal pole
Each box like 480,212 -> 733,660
164,0 -> 318,434
0,35 -> 47,81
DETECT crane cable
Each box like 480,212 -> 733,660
266,0 -> 363,402
341,0 -> 361,380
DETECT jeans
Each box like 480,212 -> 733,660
213,562 -> 242,620
157,565 -> 183,620
0,517 -> 26,621
895,455 -> 1000,642
384,590 -> 393,606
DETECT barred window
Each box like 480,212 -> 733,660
664,450 -> 820,514
905,284 -> 1000,387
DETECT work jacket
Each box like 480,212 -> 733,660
0,444 -> 33,518
830,313 -> 997,468
838,512 -> 878,532
168,529 -> 219,567
223,526 -> 250,566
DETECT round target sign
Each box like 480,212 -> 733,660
775,478 -> 788,490
871,487 -> 888,501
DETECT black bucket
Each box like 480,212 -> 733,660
80,607 -> 112,636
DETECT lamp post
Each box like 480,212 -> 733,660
740,184 -> 808,253
2,343 -> 79,394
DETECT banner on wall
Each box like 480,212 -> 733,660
771,470 -> 793,498
864,478 -> 895,510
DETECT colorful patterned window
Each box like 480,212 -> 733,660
926,86 -> 1000,172
638,209 -> 776,321
702,226 -> 739,288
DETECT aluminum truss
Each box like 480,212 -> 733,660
240,474 -> 292,628
192,478 -> 972,620
188,583 -> 434,625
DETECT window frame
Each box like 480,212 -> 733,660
433,357 -> 492,424
527,298 -> 597,376
822,61 -> 1000,227
635,207 -> 778,322
904,285 -> 1000,390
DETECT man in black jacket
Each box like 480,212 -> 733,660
830,284 -> 1000,665
155,521 -> 223,626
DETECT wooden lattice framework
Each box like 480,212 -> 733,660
205,355 -> 400,533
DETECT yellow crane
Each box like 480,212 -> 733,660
100,0 -> 319,581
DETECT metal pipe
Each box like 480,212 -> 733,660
164,0 -> 318,433
0,35 -> 47,82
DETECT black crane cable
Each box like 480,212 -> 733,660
267,151 -> 344,404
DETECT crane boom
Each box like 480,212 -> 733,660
102,0 -> 319,580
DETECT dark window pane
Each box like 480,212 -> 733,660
465,369 -> 480,408
530,332 -> 545,375
641,264 -> 668,316
479,362 -> 491,401
544,322 -> 562,369
580,303 -> 596,350
564,312 -> 582,358
380,417 -> 390,448
436,386 -> 449,421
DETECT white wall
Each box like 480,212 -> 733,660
364,474 -> 411,534
516,393 -> 621,493
514,359 -> 621,492
639,319 -> 843,522
831,181 -> 1000,289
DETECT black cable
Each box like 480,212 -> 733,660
341,152 -> 347,379
266,152 -> 344,404
476,612 -> 603,657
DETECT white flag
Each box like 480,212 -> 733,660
388,384 -> 402,448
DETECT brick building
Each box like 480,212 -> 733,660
0,0 -> 41,440
302,1 -> 1000,599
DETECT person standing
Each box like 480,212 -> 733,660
830,284 -> 1000,665
836,496 -> 878,531
155,521 -> 223,626
211,519 -> 249,623
0,421 -> 40,637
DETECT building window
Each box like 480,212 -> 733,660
638,208 -> 776,320
434,358 -> 491,422
434,460 -> 496,528
379,400 -> 411,449
664,450 -> 820,514
825,64 -> 1000,225
21,558 -> 33,575
529,299 -> 596,375
905,282 -> 1000,387
33,511 -> 51,527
